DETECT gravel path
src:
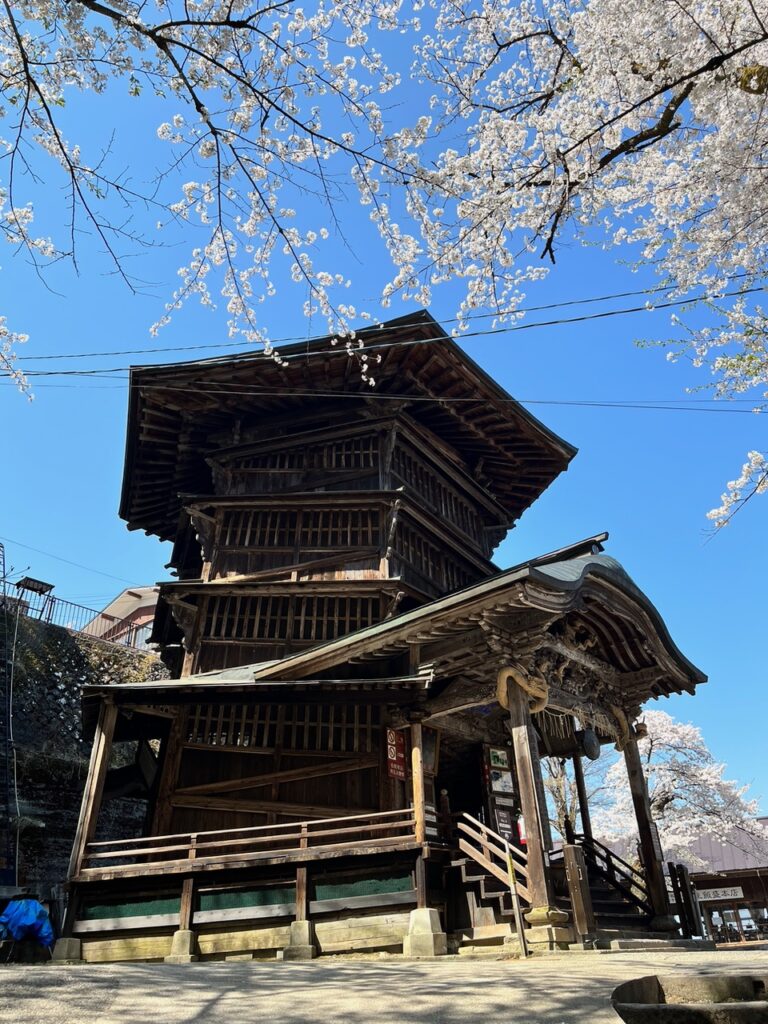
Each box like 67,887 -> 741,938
2,948 -> 767,1024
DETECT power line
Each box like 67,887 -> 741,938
14,277 -> 764,365
0,536 -> 137,585
1,375 -> 762,413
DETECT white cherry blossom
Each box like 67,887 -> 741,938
1,0 -> 767,513
594,711 -> 768,865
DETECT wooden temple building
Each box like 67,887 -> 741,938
56,311 -> 706,963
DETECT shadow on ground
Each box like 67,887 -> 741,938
3,950 -> 768,1024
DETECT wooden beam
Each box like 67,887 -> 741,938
170,794 -> 378,819
67,700 -> 117,882
123,704 -> 178,719
426,711 -> 501,747
424,680 -> 495,719
152,708 -> 188,835
537,638 -> 618,681
309,890 -> 416,915
175,756 -> 379,797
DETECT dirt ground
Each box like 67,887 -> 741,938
2,947 -> 768,1024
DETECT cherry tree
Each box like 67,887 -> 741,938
395,0 -> 768,522
0,0 -> 417,389
594,710 -> 768,865
543,755 -> 609,841
2,0 -> 768,518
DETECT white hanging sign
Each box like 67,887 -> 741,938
696,886 -> 744,902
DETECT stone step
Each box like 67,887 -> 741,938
604,938 -> 717,952
455,945 -> 510,958
453,923 -> 514,946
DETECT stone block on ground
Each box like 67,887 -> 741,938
52,937 -> 82,962
402,908 -> 447,957
282,920 -> 317,960
164,929 -> 198,963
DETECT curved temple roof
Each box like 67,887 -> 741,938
178,534 -> 706,708
120,310 -> 576,540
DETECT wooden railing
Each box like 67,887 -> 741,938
77,808 -> 417,882
455,812 -> 531,906
572,833 -> 653,916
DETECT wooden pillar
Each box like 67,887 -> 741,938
67,699 -> 118,882
296,867 -> 308,922
623,727 -> 674,927
179,877 -> 195,932
414,852 -> 427,909
572,754 -> 593,840
563,844 -> 596,942
152,707 -> 188,835
410,721 -> 429,911
296,822 -> 309,922
410,722 -> 426,844
504,677 -> 559,919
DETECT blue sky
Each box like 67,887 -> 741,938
1,65 -> 765,812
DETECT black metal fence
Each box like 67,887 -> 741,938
2,590 -> 153,652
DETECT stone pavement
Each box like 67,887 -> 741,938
2,948 -> 767,1024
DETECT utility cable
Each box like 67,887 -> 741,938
0,536 -> 137,586
12,278 -> 764,365
0,376 -> 763,412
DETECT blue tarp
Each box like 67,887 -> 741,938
0,899 -> 55,947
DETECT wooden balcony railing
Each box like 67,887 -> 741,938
76,808 -> 418,882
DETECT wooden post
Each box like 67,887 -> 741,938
414,852 -> 428,909
152,708 -> 188,836
572,754 -> 593,840
439,788 -> 452,841
677,863 -> 702,938
504,677 -> 557,917
667,862 -> 686,937
296,867 -> 308,922
564,844 -> 596,942
67,699 -> 118,881
179,877 -> 195,932
296,821 -> 309,922
410,722 -> 426,845
623,727 -> 673,927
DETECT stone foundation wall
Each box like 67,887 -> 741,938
78,909 -> 413,963
8,616 -> 167,895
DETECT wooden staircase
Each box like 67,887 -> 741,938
448,818 -> 663,953
448,813 -> 529,955
550,833 -> 656,945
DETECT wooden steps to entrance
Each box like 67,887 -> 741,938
449,855 -> 519,953
451,856 -> 516,922
552,861 -> 651,934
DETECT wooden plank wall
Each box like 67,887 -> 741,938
157,702 -> 384,835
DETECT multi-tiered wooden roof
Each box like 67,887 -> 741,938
120,311 -> 577,541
